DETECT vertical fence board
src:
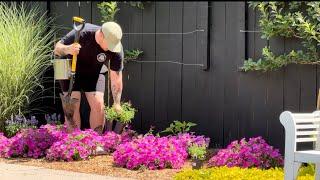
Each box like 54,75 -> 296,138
79,1 -> 91,23
209,1 -> 225,147
140,2 -> 156,133
121,4 -> 143,131
182,2 -> 210,138
222,2 -> 245,145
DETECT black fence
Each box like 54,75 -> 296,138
25,1 -> 320,153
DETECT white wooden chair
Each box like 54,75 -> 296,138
280,111 -> 320,180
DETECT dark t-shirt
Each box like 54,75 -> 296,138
60,23 -> 124,78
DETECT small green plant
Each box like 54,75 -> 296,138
161,120 -> 197,135
5,115 -> 38,138
97,1 -> 119,23
105,102 -> 137,124
45,113 -> 62,125
124,49 -> 143,63
124,1 -> 146,9
144,125 -> 160,137
298,163 -> 315,176
188,143 -> 207,160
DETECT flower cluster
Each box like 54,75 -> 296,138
208,136 -> 283,169
0,133 -> 10,158
46,129 -> 103,161
101,130 -> 133,153
0,123 -> 136,161
174,132 -> 210,149
45,128 -> 136,161
4,126 -> 61,158
113,134 -> 198,170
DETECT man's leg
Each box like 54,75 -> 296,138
62,91 -> 81,129
85,91 -> 105,134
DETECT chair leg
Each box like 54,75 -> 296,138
316,163 -> 320,180
284,160 -> 296,180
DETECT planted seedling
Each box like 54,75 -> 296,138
105,102 -> 137,134
188,143 -> 207,169
161,120 -> 197,135
124,49 -> 143,63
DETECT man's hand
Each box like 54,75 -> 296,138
54,41 -> 82,57
113,103 -> 122,114
66,43 -> 81,55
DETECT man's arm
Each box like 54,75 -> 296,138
54,41 -> 81,57
110,70 -> 123,106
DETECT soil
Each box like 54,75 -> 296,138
0,155 -> 191,180
0,148 -> 218,179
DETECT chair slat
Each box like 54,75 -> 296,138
296,124 -> 320,130
295,118 -> 320,123
296,131 -> 319,136
293,113 -> 318,119
296,137 -> 317,142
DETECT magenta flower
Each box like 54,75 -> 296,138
208,136 -> 283,169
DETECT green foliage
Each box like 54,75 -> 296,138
124,1 -> 146,9
175,166 -> 315,180
298,163 -> 315,177
174,166 -> 285,180
5,115 -> 38,138
124,49 -> 143,63
241,2 -> 320,72
0,2 -> 55,129
105,102 -> 137,124
188,144 -> 207,160
97,1 -> 119,23
145,125 -> 160,137
5,124 -> 36,138
161,120 -> 197,135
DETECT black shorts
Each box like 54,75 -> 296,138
59,73 -> 106,93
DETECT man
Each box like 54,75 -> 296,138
54,21 -> 124,134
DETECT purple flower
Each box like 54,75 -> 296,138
208,136 -> 283,169
112,133 -> 209,170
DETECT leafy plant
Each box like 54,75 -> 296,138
241,2 -> 320,72
298,163 -> 315,177
97,1 -> 119,23
5,115 -> 38,138
175,166 -> 315,180
161,120 -> 197,135
105,102 -> 137,124
174,166 -> 286,180
0,2 -> 55,129
124,49 -> 143,63
124,1 -> 146,10
188,143 -> 207,160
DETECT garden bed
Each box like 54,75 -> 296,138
0,155 -> 192,180
0,148 -> 218,179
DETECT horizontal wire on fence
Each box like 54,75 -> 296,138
239,30 -> 262,33
128,59 -> 205,67
123,29 -> 204,35
52,26 -> 205,35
